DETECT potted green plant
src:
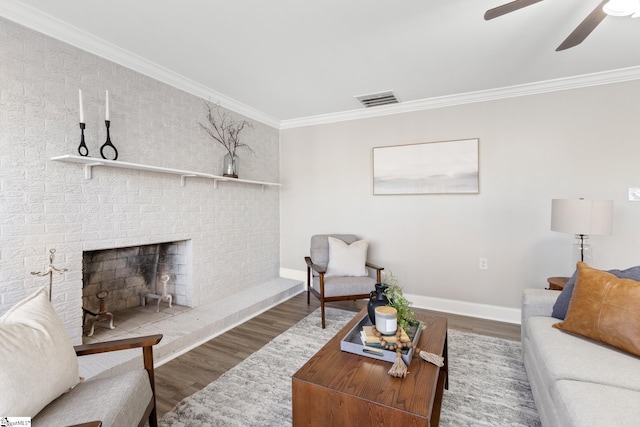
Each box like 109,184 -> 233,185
381,271 -> 422,332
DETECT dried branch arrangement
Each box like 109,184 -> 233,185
199,102 -> 254,157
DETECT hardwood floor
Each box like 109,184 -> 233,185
154,292 -> 521,417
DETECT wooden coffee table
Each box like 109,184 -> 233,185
292,307 -> 448,426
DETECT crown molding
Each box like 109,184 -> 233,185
0,0 -> 280,128
3,0 -> 640,131
280,66 -> 640,129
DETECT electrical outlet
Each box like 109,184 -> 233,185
629,187 -> 640,201
479,258 -> 488,270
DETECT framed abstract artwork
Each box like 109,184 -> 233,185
373,138 -> 479,195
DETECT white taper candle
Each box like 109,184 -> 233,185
105,90 -> 109,120
78,89 -> 84,123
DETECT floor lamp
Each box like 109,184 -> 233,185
551,198 -> 613,266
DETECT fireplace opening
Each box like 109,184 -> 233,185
82,240 -> 191,340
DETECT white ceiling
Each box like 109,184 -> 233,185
3,0 -> 640,127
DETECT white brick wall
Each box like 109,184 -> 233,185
0,18 -> 281,344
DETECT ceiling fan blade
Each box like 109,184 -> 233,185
484,0 -> 544,20
556,0 -> 608,51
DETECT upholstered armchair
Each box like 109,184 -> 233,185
0,287 -> 162,427
305,234 -> 384,328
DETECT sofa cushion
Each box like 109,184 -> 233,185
526,316 -> 640,393
522,341 -> 558,427
34,369 -> 152,427
553,380 -> 640,427
312,275 -> 376,297
552,264 -> 640,320
0,287 -> 79,417
553,262 -> 640,357
551,269 -> 577,319
326,237 -> 368,277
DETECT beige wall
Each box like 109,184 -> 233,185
280,80 -> 640,319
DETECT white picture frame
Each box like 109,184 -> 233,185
373,138 -> 479,195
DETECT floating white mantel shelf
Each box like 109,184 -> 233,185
51,155 -> 281,191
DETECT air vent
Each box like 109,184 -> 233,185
355,91 -> 399,108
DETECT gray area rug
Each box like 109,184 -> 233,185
441,328 -> 541,427
160,308 -> 540,426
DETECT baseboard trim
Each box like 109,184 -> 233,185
406,293 -> 521,325
280,268 -> 306,283
280,268 -> 521,324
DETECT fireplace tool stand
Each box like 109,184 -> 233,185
142,274 -> 173,313
83,290 -> 115,337
31,248 -> 68,301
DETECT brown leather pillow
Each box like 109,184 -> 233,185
553,262 -> 640,357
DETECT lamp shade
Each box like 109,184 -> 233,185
551,199 -> 613,236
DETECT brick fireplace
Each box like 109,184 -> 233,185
0,17 -> 281,347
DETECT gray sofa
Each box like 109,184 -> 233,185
521,289 -> 640,427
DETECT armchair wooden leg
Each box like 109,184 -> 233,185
319,273 -> 326,328
143,346 -> 158,427
306,267 -> 311,305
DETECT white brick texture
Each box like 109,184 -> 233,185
0,18 -> 281,344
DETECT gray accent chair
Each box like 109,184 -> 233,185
305,234 -> 384,328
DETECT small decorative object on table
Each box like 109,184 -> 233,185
374,306 -> 397,335
381,271 -> 422,332
199,101 -> 254,178
341,311 -> 421,366
367,282 -> 389,323
352,271 -> 438,377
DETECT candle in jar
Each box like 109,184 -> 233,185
105,90 -> 109,120
375,306 -> 397,335
78,89 -> 84,123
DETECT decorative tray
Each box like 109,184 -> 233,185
340,312 -> 422,366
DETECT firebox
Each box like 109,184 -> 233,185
82,240 -> 191,334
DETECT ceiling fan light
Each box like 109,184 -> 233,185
603,0 -> 639,16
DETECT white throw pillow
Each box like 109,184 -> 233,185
326,237 -> 368,277
0,287 -> 79,417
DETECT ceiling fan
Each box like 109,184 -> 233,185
484,0 -> 630,51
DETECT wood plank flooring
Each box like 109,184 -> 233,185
154,292 -> 521,417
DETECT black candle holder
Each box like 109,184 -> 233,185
78,122 -> 89,156
100,120 -> 118,161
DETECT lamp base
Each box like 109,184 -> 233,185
573,234 -> 591,266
